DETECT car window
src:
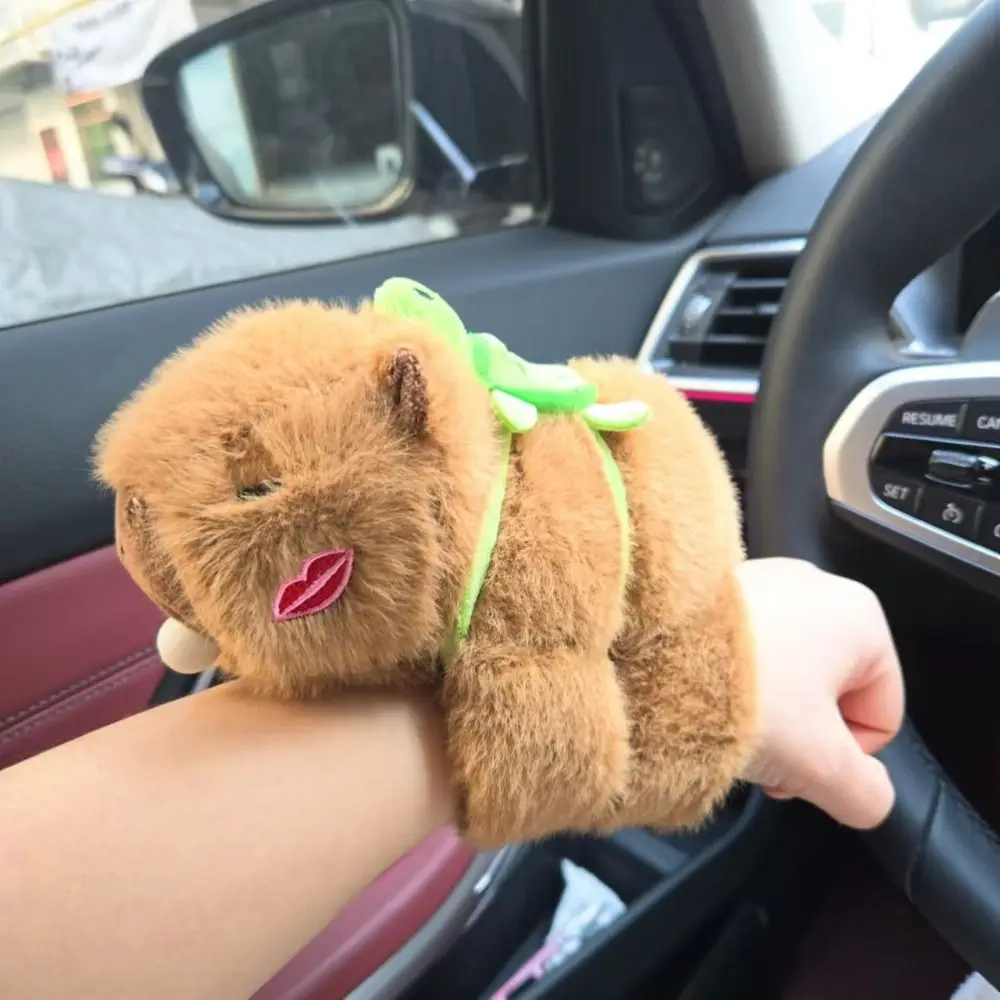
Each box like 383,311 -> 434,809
0,0 -> 537,329
709,0 -> 984,174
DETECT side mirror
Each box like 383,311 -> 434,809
142,0 -> 415,224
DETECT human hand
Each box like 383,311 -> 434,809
735,558 -> 905,829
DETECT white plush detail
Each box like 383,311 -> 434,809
156,618 -> 219,675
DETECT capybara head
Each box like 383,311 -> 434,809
96,295 -> 500,698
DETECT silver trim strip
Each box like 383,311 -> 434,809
347,847 -> 506,1000
636,238 -> 807,372
824,360 -> 1000,576
470,842 -> 528,904
190,667 -> 218,693
662,372 -> 760,397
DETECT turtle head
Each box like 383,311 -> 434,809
373,278 -> 473,364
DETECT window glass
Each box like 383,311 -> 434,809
0,0 -> 536,328
739,0 -> 983,171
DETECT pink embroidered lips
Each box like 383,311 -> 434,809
272,547 -> 354,623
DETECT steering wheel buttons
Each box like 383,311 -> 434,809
963,401 -> 1000,444
927,448 -> 983,488
870,470 -> 922,514
885,400 -> 966,437
979,506 -> 1000,553
917,485 -> 982,540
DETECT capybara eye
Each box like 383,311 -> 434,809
237,479 -> 281,501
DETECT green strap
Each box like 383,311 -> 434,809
449,430 -> 513,654
448,426 -> 629,656
370,277 -> 639,653
589,430 -> 631,586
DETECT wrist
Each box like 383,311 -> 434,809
207,682 -> 457,839
731,562 -> 767,783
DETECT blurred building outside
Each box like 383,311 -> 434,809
0,0 -> 251,193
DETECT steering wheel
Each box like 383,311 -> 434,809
747,1 -> 1000,982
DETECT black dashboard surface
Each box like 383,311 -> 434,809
710,115 -> 1000,352
708,121 -> 874,245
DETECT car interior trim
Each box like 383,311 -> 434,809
677,387 -> 757,405
637,233 -> 947,399
0,544 -> 168,771
190,668 -> 218,694
824,360 -> 1000,579
664,373 -> 760,402
346,847 -> 506,1000
635,238 -> 806,369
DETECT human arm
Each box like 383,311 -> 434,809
0,684 -> 453,1000
0,558 -> 904,1000
737,558 -> 906,829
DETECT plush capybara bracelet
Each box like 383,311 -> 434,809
96,278 -> 756,847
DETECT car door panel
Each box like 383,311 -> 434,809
254,829 -> 479,1000
0,545 -> 165,771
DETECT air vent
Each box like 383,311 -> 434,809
640,242 -> 803,373
701,256 -> 793,368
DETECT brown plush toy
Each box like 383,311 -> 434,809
95,278 -> 756,848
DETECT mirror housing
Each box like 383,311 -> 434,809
142,0 -> 415,224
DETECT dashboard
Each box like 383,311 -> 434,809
639,116 -> 1000,500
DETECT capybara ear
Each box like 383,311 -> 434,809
378,348 -> 429,437
115,488 -> 202,634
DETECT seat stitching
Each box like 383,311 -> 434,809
0,646 -> 156,729
0,654 -> 161,749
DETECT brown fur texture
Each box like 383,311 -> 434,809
95,299 -> 756,847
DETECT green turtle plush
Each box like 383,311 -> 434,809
373,277 -> 651,433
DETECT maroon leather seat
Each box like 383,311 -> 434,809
255,828 -> 475,999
